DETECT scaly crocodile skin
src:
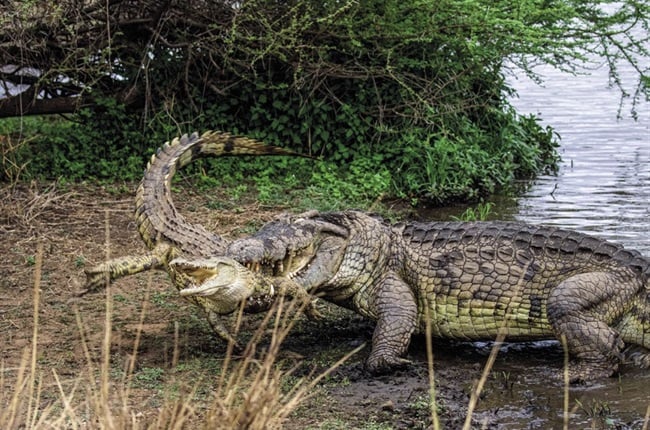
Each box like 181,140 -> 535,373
227,210 -> 650,381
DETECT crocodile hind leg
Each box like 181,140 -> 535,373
363,271 -> 418,373
547,271 -> 637,382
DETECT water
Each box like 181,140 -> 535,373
507,61 -> 650,256
417,63 -> 649,254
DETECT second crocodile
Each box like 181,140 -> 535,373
83,131 -> 316,344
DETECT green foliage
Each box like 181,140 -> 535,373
134,367 -> 165,389
74,256 -> 86,268
0,131 -> 32,183
192,154 -> 391,211
2,0 -> 645,205
391,106 -> 559,204
452,203 -> 495,222
0,98 -> 147,181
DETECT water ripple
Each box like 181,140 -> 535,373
509,62 -> 649,255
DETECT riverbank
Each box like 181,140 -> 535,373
1,182 -> 648,429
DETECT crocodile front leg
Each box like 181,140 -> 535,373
83,243 -> 175,291
272,277 -> 323,320
359,271 -> 418,373
547,271 -> 640,382
204,304 -> 241,347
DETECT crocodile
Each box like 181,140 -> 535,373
83,131 -> 317,344
225,210 -> 650,380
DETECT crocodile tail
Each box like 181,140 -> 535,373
135,130 -> 301,255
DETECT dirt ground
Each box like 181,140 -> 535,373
1,182 -> 648,429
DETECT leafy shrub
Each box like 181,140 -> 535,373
1,0 -> 574,206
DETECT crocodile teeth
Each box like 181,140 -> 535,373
271,260 -> 284,276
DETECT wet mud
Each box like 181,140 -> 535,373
279,307 -> 650,429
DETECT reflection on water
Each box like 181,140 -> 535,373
507,61 -> 649,255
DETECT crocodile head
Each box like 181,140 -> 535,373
169,256 -> 274,314
226,211 -> 349,281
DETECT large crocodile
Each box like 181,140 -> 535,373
84,131 -> 316,344
224,210 -> 650,380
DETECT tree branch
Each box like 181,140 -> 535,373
0,85 -> 143,117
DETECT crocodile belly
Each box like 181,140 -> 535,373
418,292 -> 555,341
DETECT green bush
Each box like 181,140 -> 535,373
4,0 -> 599,206
0,91 -> 558,207
0,99 -> 148,182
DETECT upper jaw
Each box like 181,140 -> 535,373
238,244 -> 316,281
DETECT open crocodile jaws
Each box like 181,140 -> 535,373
83,131 -> 303,344
173,257 -> 263,298
227,210 -> 650,381
171,256 -> 323,321
170,256 -> 273,312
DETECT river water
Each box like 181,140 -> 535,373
425,57 -> 649,427
425,60 -> 649,258
507,62 -> 649,256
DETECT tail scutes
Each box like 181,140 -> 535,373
135,130 -> 305,253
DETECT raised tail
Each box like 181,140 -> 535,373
134,130 -> 302,256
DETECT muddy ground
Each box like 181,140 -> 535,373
1,182 -> 648,429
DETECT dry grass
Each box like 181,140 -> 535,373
0,239 -> 361,430
0,183 -> 74,236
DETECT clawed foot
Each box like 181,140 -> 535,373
271,277 -> 322,320
83,266 -> 110,292
623,346 -> 650,368
365,353 -> 412,374
304,299 -> 324,321
557,361 -> 618,384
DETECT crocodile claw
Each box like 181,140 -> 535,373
365,355 -> 412,374
304,299 -> 325,321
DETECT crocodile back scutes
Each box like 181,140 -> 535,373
395,220 -> 650,277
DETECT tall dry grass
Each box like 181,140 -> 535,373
0,237 -> 360,430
